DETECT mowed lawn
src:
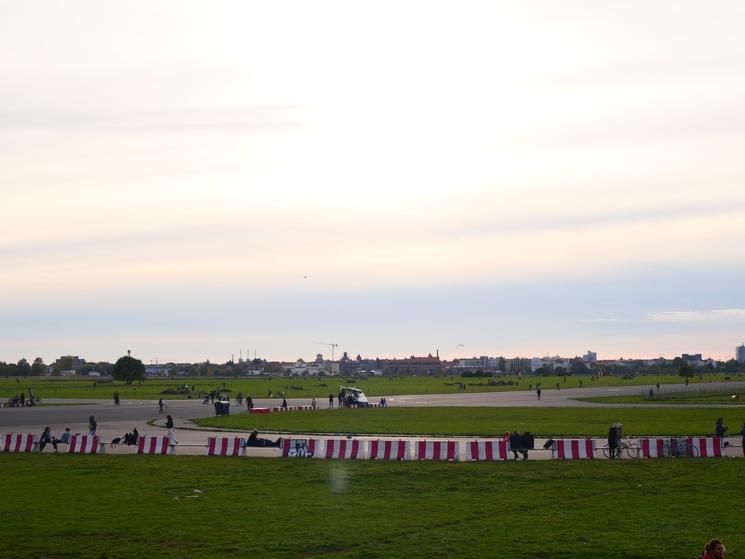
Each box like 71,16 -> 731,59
0,454 -> 742,559
194,406 -> 744,437
1,373 -> 740,401
576,391 -> 745,405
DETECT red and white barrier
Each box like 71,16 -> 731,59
684,437 -> 723,457
465,440 -> 509,461
640,437 -> 723,458
2,433 -> 36,452
207,437 -> 245,457
639,438 -> 668,458
137,436 -> 173,455
553,439 -> 595,460
369,439 -> 409,460
69,435 -> 100,454
282,438 -> 318,457
415,440 -> 459,461
324,438 -> 365,459
272,406 -> 317,412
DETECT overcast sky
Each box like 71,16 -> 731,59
2,1 -> 745,364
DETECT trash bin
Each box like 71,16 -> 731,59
214,401 -> 230,416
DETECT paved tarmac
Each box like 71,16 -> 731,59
2,380 -> 744,458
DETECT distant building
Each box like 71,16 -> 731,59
54,355 -> 86,370
582,350 -> 597,363
682,353 -> 702,362
737,344 -> 745,364
381,354 -> 441,375
505,358 -> 532,374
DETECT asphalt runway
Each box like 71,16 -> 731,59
2,381 -> 744,458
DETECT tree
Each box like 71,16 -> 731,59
31,357 -> 47,376
112,355 -> 145,384
678,364 -> 695,380
16,358 -> 30,376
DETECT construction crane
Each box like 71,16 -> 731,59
316,342 -> 339,361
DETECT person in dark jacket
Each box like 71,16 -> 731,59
607,422 -> 619,459
715,418 -> 727,439
39,426 -> 59,452
509,431 -> 521,460
520,431 -> 535,460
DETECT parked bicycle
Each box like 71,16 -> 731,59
602,439 -> 637,459
664,438 -> 699,458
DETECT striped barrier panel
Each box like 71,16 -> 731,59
272,406 -> 317,412
694,437 -> 723,457
639,437 -> 723,458
415,440 -> 459,461
553,439 -> 595,460
639,438 -> 668,458
282,438 -> 318,457
69,435 -> 100,454
2,433 -> 36,452
465,440 -> 510,461
369,439 -> 409,460
324,438 -> 365,459
207,437 -> 245,457
137,436 -> 173,455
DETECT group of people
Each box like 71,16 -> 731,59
505,430 -> 535,460
6,389 -> 38,407
606,422 -> 625,459
38,426 -> 72,452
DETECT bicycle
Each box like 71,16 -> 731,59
602,439 -> 638,459
664,438 -> 699,458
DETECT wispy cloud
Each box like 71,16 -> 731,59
644,309 -> 745,323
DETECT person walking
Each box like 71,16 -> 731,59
165,415 -> 176,442
88,415 -> 97,436
113,391 -> 120,406
509,431 -> 521,460
281,398 -> 288,410
246,395 -> 253,410
311,397 -> 317,410
715,417 -> 727,440
329,393 -> 334,408
520,431 -> 535,460
536,387 -> 542,400
158,398 -> 165,414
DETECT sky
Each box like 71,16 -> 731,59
2,1 -> 745,364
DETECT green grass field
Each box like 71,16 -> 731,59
576,391 -> 745,405
1,374 -> 739,401
0,454 -> 741,558
193,406 -> 744,437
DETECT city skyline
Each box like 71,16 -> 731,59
2,2 -> 745,363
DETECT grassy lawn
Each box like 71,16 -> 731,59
1,374 -> 741,401
575,391 -> 745,405
0,454 -> 741,558
193,406 -> 742,437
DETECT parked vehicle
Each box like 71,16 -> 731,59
339,386 -> 370,408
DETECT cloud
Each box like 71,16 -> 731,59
644,309 -> 745,323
